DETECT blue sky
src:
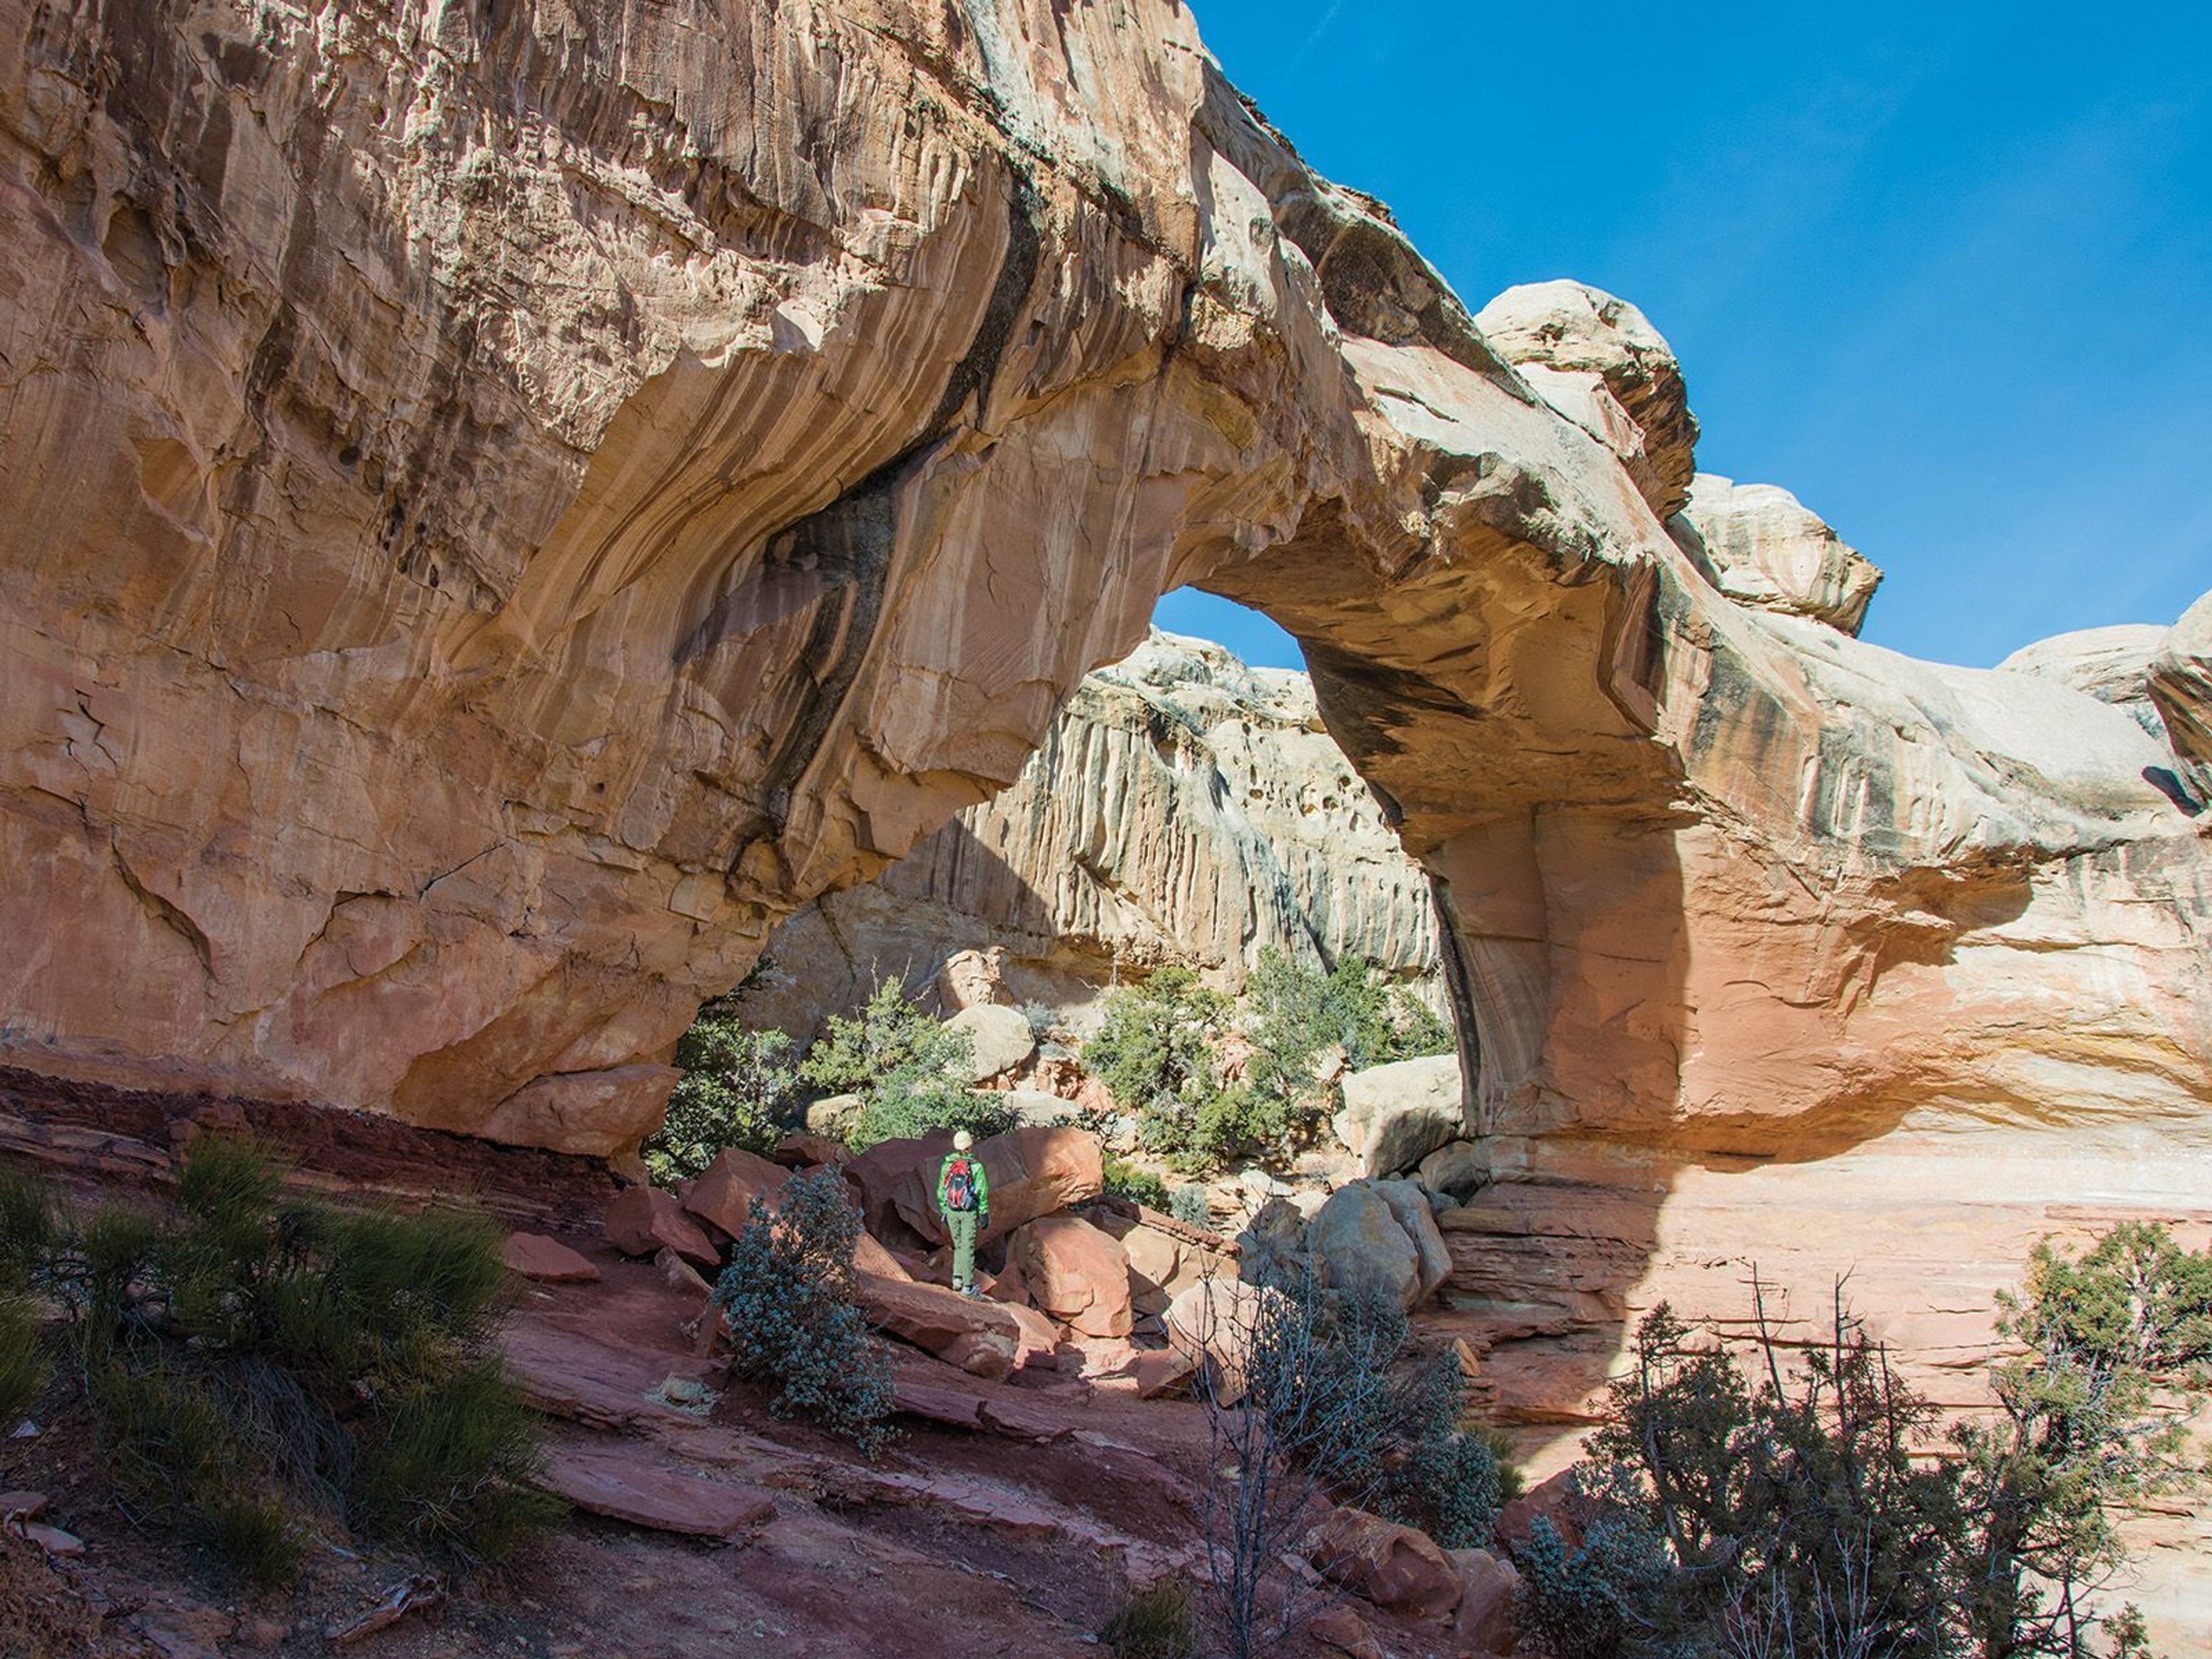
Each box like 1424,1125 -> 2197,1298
1156,1 -> 2212,672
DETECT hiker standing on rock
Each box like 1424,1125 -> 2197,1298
937,1129 -> 990,1298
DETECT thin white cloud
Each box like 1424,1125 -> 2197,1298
1288,0 -> 1346,66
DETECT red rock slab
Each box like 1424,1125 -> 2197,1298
678,1147 -> 788,1240
503,1324 -> 699,1433
0,1490 -> 46,1522
1308,1507 -> 1461,1621
604,1186 -> 718,1270
1449,1547 -> 1522,1653
854,1270 -> 1051,1378
502,1231 -> 600,1283
889,1374 -> 1074,1444
1309,1605 -> 1385,1659
536,1440 -> 774,1539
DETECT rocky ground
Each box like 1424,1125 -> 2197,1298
1,1213 -> 1517,1659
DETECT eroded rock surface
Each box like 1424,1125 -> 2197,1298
735,629 -> 1449,1031
1671,474 -> 1883,634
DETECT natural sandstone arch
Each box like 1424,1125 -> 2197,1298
0,0 -> 2203,1187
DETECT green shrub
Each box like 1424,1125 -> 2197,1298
1102,1158 -> 1170,1210
22,1137 -> 554,1585
1168,1185 -> 1214,1232
799,979 -> 1010,1149
1083,968 -> 1274,1172
1515,1512 -> 1671,1659
1373,1350 -> 1507,1548
1243,1275 -> 1507,1548
1518,1227 -> 2212,1659
0,1293 -> 44,1427
646,1005 -> 801,1180
712,1166 -> 894,1453
1241,948 -> 1454,1124
0,1165 -> 50,1425
1100,1582 -> 1198,1659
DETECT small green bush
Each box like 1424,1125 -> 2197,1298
1083,968 -> 1274,1172
1100,1582 -> 1198,1659
713,1166 -> 895,1453
13,1137 -> 555,1585
1515,1512 -> 1671,1659
1102,1158 -> 1171,1210
0,1165 -> 50,1425
1241,948 -> 1454,1126
646,1006 -> 801,1181
1168,1185 -> 1214,1232
0,1293 -> 44,1427
800,979 -> 1012,1149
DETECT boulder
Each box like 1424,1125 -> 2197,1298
501,1231 -> 600,1283
1494,1468 -> 1586,1552
805,1096 -> 863,1138
1308,1606 -> 1384,1659
1233,1196 -> 1310,1286
2150,589 -> 2212,798
655,1247 -> 713,1296
679,1147 -> 788,1239
1373,1179 -> 1452,1304
1165,1276 -> 1283,1406
851,1126 -> 1103,1248
1669,474 -> 1883,635
604,1187 -> 717,1270
852,1271 -> 1049,1380
1008,1215 -> 1132,1338
1332,1054 -> 1466,1177
945,1003 -> 1035,1083
1306,1180 -> 1448,1310
1090,1204 -> 1228,1316
1474,279 -> 1698,517
1449,1548 -> 1522,1653
1416,1138 -> 1489,1203
994,1087 -> 1076,1127
1307,1507 -> 1461,1621
935,946 -> 1015,1010
772,1132 -> 849,1168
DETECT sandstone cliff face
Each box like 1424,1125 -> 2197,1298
737,629 -> 1445,1030
1,0 -> 2206,1169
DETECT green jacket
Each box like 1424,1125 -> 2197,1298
936,1149 -> 989,1219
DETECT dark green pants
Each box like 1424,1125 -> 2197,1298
945,1209 -> 978,1291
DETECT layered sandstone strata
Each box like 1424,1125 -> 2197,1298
736,629 -> 1446,1030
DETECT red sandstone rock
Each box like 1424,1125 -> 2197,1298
1008,1214 -> 1132,1339
1449,1547 -> 1522,1652
604,1187 -> 717,1270
1494,1468 -> 1586,1552
501,1231 -> 600,1283
679,1147 -> 787,1240
852,1230 -> 911,1281
772,1132 -> 848,1168
1308,1606 -> 1384,1659
853,1271 -> 1049,1379
655,1247 -> 713,1297
536,1441 -> 773,1539
1308,1508 -> 1461,1621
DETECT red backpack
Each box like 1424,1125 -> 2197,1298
943,1155 -> 979,1212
